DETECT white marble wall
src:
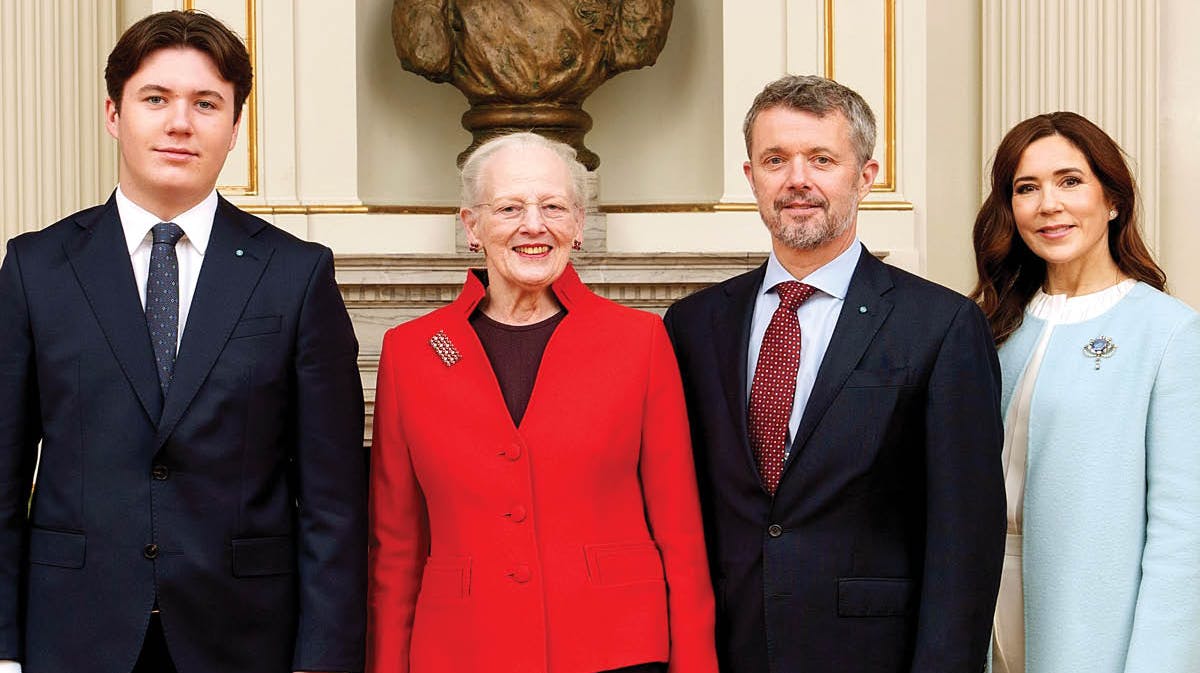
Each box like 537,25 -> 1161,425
5,0 -> 1199,307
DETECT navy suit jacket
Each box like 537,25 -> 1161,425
663,247 -> 1005,673
0,195 -> 367,673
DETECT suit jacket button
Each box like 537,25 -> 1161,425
151,465 -> 169,480
143,544 -> 159,559
508,564 -> 532,583
768,524 -> 783,538
505,505 -> 528,523
499,443 -> 522,461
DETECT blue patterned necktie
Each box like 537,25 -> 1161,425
146,222 -> 185,396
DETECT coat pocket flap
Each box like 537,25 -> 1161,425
29,528 -> 86,569
837,577 -> 916,616
420,556 -> 471,599
230,315 -> 282,339
232,536 -> 295,577
585,541 -> 664,586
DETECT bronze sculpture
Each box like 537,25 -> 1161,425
393,0 -> 675,169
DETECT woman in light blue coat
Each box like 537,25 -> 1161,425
971,111 -> 1200,673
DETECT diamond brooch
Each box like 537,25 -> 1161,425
429,330 -> 461,367
1082,335 -> 1116,370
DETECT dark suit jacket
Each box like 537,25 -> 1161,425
0,195 -> 368,673
663,247 -> 1005,673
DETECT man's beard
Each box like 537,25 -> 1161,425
764,190 -> 854,250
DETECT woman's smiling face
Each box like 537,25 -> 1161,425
1011,134 -> 1116,274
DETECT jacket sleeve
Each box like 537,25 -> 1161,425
290,248 -> 368,672
366,330 -> 430,673
910,301 -> 1006,673
639,318 -> 719,673
1122,313 -> 1200,672
0,242 -> 40,661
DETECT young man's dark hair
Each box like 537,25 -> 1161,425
105,10 -> 253,122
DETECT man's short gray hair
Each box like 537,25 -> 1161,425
460,132 -> 589,209
742,75 -> 877,167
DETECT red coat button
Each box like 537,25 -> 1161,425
508,564 -> 532,583
506,506 -> 528,523
498,443 -> 522,461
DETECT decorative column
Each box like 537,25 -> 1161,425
0,1 -> 118,245
983,0 -> 1159,248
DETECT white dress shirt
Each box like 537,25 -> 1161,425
116,186 -> 217,349
747,239 -> 862,459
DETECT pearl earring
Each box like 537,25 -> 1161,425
1108,209 -> 1118,220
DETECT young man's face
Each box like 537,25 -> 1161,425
105,46 -> 241,218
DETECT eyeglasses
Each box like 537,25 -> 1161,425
474,199 -> 577,223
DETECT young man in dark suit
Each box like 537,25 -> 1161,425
0,11 -> 366,673
664,75 -> 1005,673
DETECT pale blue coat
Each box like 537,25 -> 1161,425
996,282 -> 1200,673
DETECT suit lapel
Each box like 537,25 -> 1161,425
156,199 -> 272,446
714,264 -> 766,484
65,197 -> 163,425
784,248 -> 894,479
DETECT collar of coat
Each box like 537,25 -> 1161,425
450,262 -> 590,317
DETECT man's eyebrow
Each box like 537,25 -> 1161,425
133,84 -> 227,102
755,144 -> 839,159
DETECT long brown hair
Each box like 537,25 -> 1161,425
970,112 -> 1166,344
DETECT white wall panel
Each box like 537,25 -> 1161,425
0,0 -> 118,242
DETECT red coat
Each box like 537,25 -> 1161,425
368,265 -> 718,673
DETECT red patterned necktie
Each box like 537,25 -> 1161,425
748,280 -> 817,494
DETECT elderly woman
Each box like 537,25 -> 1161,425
367,132 -> 718,673
971,112 -> 1200,673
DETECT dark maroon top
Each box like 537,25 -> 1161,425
470,308 -> 566,425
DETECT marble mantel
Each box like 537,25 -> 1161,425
337,251 -> 768,442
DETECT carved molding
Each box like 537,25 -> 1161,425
340,252 -> 768,443
338,250 -> 900,443
337,252 -> 770,310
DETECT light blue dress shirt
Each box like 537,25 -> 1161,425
747,240 -> 862,458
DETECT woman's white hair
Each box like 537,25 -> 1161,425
460,132 -> 589,209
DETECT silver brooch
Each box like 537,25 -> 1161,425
1082,335 -> 1116,370
429,330 -> 461,367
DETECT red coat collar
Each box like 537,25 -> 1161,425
450,262 -> 589,317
